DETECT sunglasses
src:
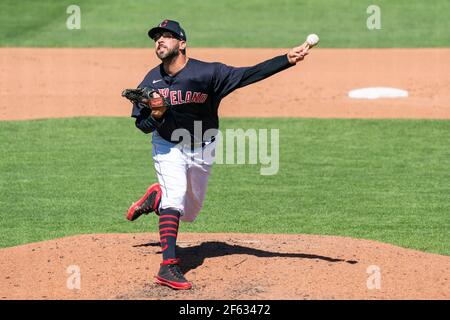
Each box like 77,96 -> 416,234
152,31 -> 177,41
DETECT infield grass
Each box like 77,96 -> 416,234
1,0 -> 449,48
0,117 -> 449,255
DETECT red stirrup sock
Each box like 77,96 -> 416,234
158,208 -> 181,260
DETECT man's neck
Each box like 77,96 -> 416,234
162,54 -> 188,77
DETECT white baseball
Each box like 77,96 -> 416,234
306,34 -> 319,47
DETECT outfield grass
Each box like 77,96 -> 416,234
0,117 -> 449,255
0,0 -> 449,48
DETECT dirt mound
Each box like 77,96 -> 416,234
1,48 -> 450,121
0,233 -> 449,300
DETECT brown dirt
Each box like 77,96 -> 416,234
1,48 -> 449,300
0,233 -> 449,300
1,48 -> 450,120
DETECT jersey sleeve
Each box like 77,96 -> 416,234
131,101 -> 143,118
212,63 -> 248,98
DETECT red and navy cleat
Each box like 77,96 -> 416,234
126,183 -> 162,221
154,258 -> 192,290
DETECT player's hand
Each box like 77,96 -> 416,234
144,92 -> 168,119
287,43 -> 309,64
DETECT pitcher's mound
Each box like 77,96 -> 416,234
0,233 -> 449,300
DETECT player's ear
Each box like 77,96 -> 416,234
179,40 -> 187,51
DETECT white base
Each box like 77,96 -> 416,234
348,87 -> 408,100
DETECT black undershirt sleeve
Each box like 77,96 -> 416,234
134,107 -> 165,134
238,54 -> 293,88
213,54 -> 294,98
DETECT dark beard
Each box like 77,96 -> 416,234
157,44 -> 180,62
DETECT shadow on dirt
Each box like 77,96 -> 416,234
133,241 -> 358,273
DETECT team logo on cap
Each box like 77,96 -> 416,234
160,20 -> 169,27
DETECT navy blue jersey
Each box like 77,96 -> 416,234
132,55 -> 292,143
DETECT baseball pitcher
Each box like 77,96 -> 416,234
123,20 -> 312,290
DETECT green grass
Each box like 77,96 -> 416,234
0,0 -> 449,48
0,117 -> 449,255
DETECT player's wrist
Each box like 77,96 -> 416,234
286,53 -> 297,65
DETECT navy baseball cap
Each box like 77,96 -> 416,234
148,20 -> 187,41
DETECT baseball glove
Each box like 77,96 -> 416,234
122,87 -> 169,119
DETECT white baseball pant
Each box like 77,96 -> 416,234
151,131 -> 216,222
